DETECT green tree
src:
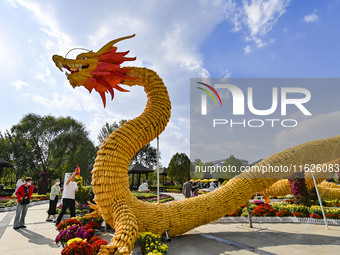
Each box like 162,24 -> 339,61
98,121 -> 159,169
191,158 -> 203,179
167,153 -> 191,184
2,114 -> 96,186
0,132 -> 14,182
131,143 -> 158,169
223,155 -> 244,179
97,120 -> 127,144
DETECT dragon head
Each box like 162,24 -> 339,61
52,34 -> 137,107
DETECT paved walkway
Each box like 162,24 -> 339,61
1,200 -> 340,254
163,192 -> 185,201
0,203 -> 60,255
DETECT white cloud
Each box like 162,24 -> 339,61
3,0 -> 231,165
275,111 -> 340,150
11,80 -> 29,90
223,68 -> 231,78
8,0 -> 72,49
30,93 -> 82,112
244,45 -> 251,54
226,0 -> 291,50
304,12 -> 319,23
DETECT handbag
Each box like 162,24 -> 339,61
20,197 -> 30,205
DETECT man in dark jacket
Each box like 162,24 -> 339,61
14,177 -> 34,229
182,178 -> 192,198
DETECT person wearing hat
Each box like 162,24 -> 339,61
13,177 -> 34,229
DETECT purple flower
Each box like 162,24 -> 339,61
74,227 -> 90,239
55,225 -> 90,245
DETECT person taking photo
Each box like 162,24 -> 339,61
55,170 -> 78,226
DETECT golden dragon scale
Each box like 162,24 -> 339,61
52,35 -> 340,255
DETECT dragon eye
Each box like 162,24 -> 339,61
82,57 -> 87,59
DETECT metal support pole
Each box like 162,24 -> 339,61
157,136 -> 160,203
311,171 -> 329,230
246,201 -> 253,228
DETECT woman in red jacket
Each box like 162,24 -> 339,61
13,177 -> 34,229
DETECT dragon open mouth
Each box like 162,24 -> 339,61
63,63 -> 89,74
55,61 -> 89,75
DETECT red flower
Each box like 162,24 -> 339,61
84,221 -> 100,229
309,213 -> 322,219
326,214 -> 337,219
88,236 -> 103,244
252,203 -> 277,217
57,218 -> 82,231
276,210 -> 291,217
61,241 -> 92,255
92,239 -> 108,254
86,228 -> 95,238
293,212 -> 305,218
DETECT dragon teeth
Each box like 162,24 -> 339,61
57,62 -> 63,72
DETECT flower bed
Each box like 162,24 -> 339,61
132,192 -> 174,203
55,217 -> 107,254
0,193 -> 49,208
55,217 -> 169,255
138,232 -> 168,255
216,216 -> 340,226
226,201 -> 340,219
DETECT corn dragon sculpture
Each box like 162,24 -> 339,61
53,34 -> 340,255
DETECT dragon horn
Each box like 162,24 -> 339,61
97,34 -> 136,55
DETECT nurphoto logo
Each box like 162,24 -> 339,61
196,81 -> 312,128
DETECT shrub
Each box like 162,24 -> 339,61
293,212 -> 306,218
252,203 -> 277,217
326,213 -> 337,219
272,203 -> 310,216
61,240 -> 92,255
84,221 -> 100,230
241,212 -> 248,217
91,238 -> 108,254
275,210 -> 291,217
56,218 -> 82,231
55,225 -> 93,246
253,200 -> 264,205
138,232 -> 168,255
228,208 -> 242,217
79,216 -> 102,227
75,176 -> 91,204
309,213 -> 322,219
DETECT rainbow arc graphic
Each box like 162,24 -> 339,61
196,82 -> 222,106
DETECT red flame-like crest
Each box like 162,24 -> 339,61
84,47 -> 136,107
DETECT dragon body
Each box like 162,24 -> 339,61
53,35 -> 340,255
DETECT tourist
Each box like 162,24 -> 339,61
46,179 -> 61,222
13,178 -> 24,195
55,171 -> 78,226
182,178 -> 192,198
138,180 -> 149,192
13,177 -> 34,230
191,182 -> 199,197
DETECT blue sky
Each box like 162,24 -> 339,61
1,0 -> 340,166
